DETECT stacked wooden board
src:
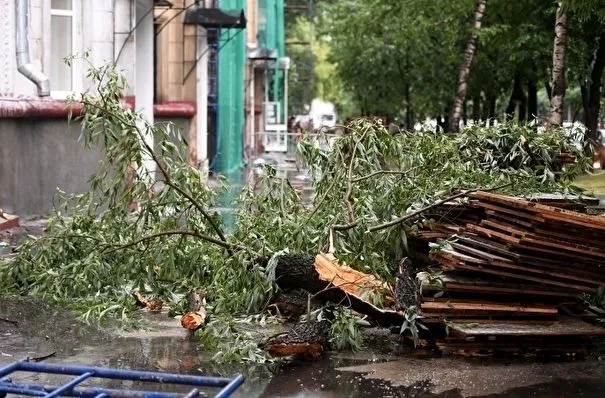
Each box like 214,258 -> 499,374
410,191 -> 605,356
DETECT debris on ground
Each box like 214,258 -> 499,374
0,211 -> 19,232
180,290 -> 208,331
408,191 -> 605,356
262,320 -> 331,359
273,253 -> 403,327
132,292 -> 164,312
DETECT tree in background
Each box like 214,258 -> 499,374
547,3 -> 569,127
289,0 -> 605,133
565,0 -> 605,140
449,0 -> 487,132
285,1 -> 354,118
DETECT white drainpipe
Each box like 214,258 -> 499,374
16,0 -> 50,97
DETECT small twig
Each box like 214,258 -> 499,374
352,167 -> 419,183
27,351 -> 56,362
294,178 -> 339,235
0,317 -> 18,326
279,179 -> 287,217
367,182 -> 513,232
104,229 -> 242,254
332,131 -> 369,233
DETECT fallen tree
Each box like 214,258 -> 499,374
0,59 -> 595,362
273,253 -> 402,327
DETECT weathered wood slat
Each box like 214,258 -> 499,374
421,300 -> 557,315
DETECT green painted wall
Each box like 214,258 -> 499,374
258,0 -> 286,119
215,0 -> 286,174
217,0 -> 246,176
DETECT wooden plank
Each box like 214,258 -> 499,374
454,235 -> 519,260
451,263 -> 597,293
474,201 -> 540,222
474,191 -> 605,230
485,209 -> 534,228
421,300 -> 557,315
448,241 -> 511,262
426,281 -> 579,299
513,242 -> 605,267
447,317 -> 605,337
515,255 -> 605,284
520,236 -> 605,260
490,259 -> 605,287
533,226 -> 605,249
479,219 -> 527,238
465,224 -> 520,245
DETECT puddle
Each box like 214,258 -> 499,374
2,297 -> 605,397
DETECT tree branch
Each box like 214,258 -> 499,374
367,183 -> 512,232
352,167 -> 419,183
105,229 -> 242,253
332,133 -> 367,232
133,124 -> 231,253
81,99 -> 233,255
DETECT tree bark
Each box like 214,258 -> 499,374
180,290 -> 207,331
448,0 -> 487,132
506,72 -> 527,121
528,65 -> 538,120
547,6 -> 569,127
472,95 -> 482,121
274,253 -> 404,327
581,32 -> 605,142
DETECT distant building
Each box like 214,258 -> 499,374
0,0 -> 286,214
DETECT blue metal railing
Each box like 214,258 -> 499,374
0,360 -> 244,398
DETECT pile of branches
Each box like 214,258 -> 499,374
0,60 -> 593,361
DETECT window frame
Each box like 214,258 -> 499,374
46,0 -> 82,100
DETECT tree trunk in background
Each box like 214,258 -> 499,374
472,95 -> 482,120
405,79 -> 412,129
528,66 -> 538,120
547,6 -> 568,127
489,97 -> 497,119
581,32 -> 605,142
506,72 -> 527,121
448,0 -> 487,132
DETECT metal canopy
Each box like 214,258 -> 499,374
247,47 -> 278,61
183,8 -> 246,29
153,0 -> 173,6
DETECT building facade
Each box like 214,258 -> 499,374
0,0 -> 287,214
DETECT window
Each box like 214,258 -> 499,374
49,0 -> 80,98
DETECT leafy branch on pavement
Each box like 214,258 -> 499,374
0,60 -> 592,362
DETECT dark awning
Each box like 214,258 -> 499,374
153,0 -> 173,7
183,8 -> 246,29
248,47 -> 278,61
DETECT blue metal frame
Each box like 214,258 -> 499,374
0,361 -> 244,398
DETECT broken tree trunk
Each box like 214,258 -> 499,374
180,290 -> 207,331
268,291 -> 310,318
274,253 -> 404,327
394,258 -> 420,310
262,321 -> 331,359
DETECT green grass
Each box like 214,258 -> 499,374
575,171 -> 605,197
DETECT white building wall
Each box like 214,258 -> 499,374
0,0 -> 16,97
0,0 -> 132,99
114,0 -> 136,95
